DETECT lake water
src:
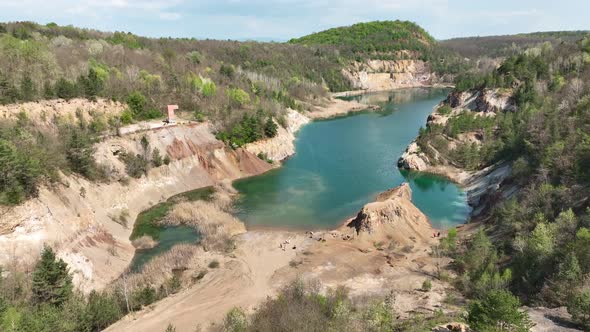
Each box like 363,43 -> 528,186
233,88 -> 471,229
129,226 -> 200,272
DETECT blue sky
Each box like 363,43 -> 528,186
1,0 -> 588,41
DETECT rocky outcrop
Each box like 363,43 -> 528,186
398,88 -> 516,177
397,141 -> 430,172
446,88 -> 516,113
342,59 -> 439,92
243,109 -> 309,162
346,183 -> 434,245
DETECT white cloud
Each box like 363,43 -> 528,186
159,12 -> 182,21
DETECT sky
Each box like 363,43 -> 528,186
0,0 -> 588,41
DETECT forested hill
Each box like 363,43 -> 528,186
442,30 -> 589,59
289,20 -> 435,56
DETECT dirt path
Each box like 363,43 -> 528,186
106,231 -> 311,331
108,226 -> 451,331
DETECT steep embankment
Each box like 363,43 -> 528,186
340,58 -> 446,93
0,96 -> 371,291
0,98 -> 275,291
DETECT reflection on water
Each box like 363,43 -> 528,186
234,88 -> 471,230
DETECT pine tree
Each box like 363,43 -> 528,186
264,117 -> 278,138
79,68 -> 103,101
152,148 -> 163,167
83,291 -> 122,331
467,290 -> 532,332
43,81 -> 54,99
31,246 -> 73,306
20,74 -> 36,102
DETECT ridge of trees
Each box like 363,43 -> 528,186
415,36 -> 590,328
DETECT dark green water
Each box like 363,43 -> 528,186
130,226 -> 200,272
128,187 -> 213,271
234,88 -> 471,229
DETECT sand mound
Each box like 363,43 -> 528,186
346,183 -> 434,245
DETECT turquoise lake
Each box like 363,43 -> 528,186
233,88 -> 471,230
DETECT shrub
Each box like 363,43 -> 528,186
219,64 -> 235,79
224,307 -> 247,332
438,105 -> 453,115
568,289 -> 590,328
421,279 -> 432,292
119,151 -> 149,178
126,92 -> 145,111
54,78 -> 78,100
152,148 -> 163,167
186,51 -> 203,64
120,110 -> 134,124
467,290 -> 532,332
194,111 -> 206,122
126,91 -> 148,117
226,88 -> 250,107
208,260 -> 220,269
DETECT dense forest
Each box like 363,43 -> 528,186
415,34 -> 590,328
441,31 -> 589,59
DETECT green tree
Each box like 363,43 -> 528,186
83,291 -> 122,331
568,289 -> 590,328
0,139 -> 42,204
467,290 -> 532,332
43,81 -> 54,99
126,91 -> 147,117
264,117 -> 278,138
31,246 -> 73,306
20,74 -> 36,101
54,78 -> 78,100
226,88 -> 250,107
152,148 -> 163,167
79,68 -> 103,101
65,128 -> 98,179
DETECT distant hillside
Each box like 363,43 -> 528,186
441,30 -> 589,58
289,20 -> 435,55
